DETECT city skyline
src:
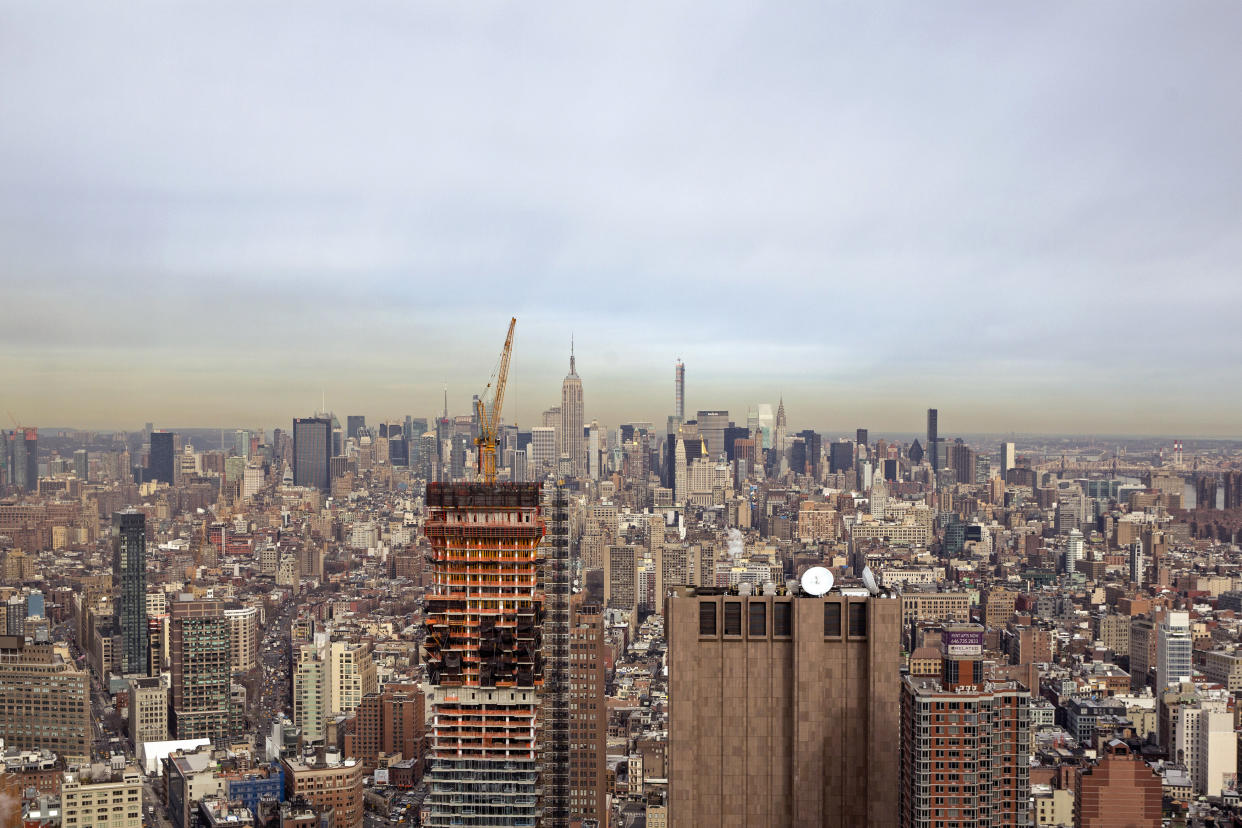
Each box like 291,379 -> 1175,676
3,3 -> 1242,435
7,3 -> 1242,826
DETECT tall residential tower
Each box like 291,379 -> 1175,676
170,598 -> 233,742
674,359 -> 685,423
112,510 -> 148,676
423,483 -> 545,828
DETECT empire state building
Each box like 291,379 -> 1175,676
559,342 -> 584,478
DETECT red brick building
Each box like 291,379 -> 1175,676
900,626 -> 1031,828
1074,740 -> 1161,828
344,683 -> 424,777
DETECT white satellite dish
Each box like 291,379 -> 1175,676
862,565 -> 881,595
801,566 -> 834,597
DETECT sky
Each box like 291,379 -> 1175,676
2,2 -> 1241,437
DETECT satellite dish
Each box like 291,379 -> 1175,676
801,566 -> 834,597
862,565 -> 881,596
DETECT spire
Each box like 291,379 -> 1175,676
570,334 -> 576,375
443,385 -> 448,420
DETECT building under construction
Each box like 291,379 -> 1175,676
423,482 -> 545,828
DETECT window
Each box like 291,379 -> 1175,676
699,602 -> 716,636
848,602 -> 867,637
773,602 -> 792,637
724,602 -> 742,636
749,602 -> 766,637
824,602 -> 841,637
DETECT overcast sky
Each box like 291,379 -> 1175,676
2,2 -> 1240,436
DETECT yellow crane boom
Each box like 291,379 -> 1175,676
475,317 -> 516,484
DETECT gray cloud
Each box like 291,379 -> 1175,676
1,1 -> 1241,435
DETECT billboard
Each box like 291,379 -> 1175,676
942,628 -> 983,657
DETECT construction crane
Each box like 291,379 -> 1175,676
475,317 -> 517,485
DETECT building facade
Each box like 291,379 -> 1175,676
292,417 -> 332,492
149,430 -> 175,484
282,757 -> 364,828
170,599 -> 233,742
128,675 -> 169,747
666,587 -> 900,827
60,766 -> 143,828
560,349 -> 584,477
900,627 -> 1031,828
567,601 -> 607,825
422,483 -> 545,828
0,635 -> 91,763
345,683 -> 424,776
112,510 -> 148,676
1074,741 -> 1161,828
224,606 -> 259,674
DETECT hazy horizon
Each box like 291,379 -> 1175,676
3,2 -> 1241,436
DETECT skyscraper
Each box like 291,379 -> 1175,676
423,483 -> 545,828
926,409 -> 939,472
541,482 -> 572,826
292,417 -> 332,492
587,422 -> 601,480
856,428 -> 869,448
112,510 -> 148,676
530,426 -> 556,476
6,427 -> 38,492
149,430 -> 175,484
1064,528 -> 1084,576
1129,542 -> 1147,586
674,359 -> 685,423
797,429 -> 822,478
560,344 -> 584,477
567,601 -> 607,824
951,443 -> 976,487
774,397 -> 787,453
829,440 -> 854,474
1156,610 -> 1192,690
696,410 -> 730,459
900,627 -> 1031,828
170,599 -> 233,742
293,639 -> 329,743
346,415 -> 366,441
1000,441 -> 1016,474
666,586 -> 900,826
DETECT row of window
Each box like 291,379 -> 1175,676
698,600 -> 868,639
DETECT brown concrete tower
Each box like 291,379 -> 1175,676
667,586 -> 900,827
